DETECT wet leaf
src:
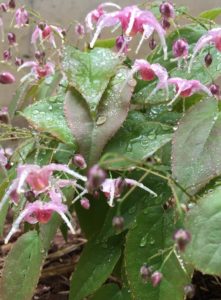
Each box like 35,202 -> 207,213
0,231 -> 44,300
64,68 -> 134,166
69,235 -> 122,300
199,8 -> 221,20
172,98 -> 221,194
63,46 -> 121,114
90,284 -> 131,300
22,95 -> 75,145
185,187 -> 221,274
103,111 -> 172,169
125,207 -> 191,300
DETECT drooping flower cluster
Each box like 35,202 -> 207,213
86,3 -> 168,59
0,160 -> 156,243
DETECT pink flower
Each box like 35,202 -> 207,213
5,199 -> 75,243
85,2 -> 121,31
132,59 -> 169,98
167,77 -> 212,106
7,32 -> 16,45
189,28 -> 221,72
0,163 -> 87,212
100,177 -> 157,207
89,5 -> 167,59
172,38 -> 189,59
18,60 -> 55,81
15,7 -> 29,27
0,72 -> 15,84
31,24 -> 64,48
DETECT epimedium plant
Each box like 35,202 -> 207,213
0,0 -> 221,299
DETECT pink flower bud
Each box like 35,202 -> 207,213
75,23 -> 85,38
72,154 -> 87,169
204,52 -> 213,67
86,165 -> 107,193
115,35 -> 129,54
3,49 -> 12,61
112,216 -> 124,231
149,37 -> 157,50
184,284 -> 196,299
172,38 -> 189,58
140,264 -> 152,283
0,72 -> 15,84
80,198 -> 90,210
173,229 -> 191,252
160,1 -> 175,19
24,190 -> 36,202
151,271 -> 163,287
15,7 -> 29,27
0,3 -> 8,12
8,0 -> 15,9
15,57 -> 24,66
7,32 -> 16,45
161,18 -> 171,30
210,83 -> 220,96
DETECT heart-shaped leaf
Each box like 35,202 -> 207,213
69,235 -> 122,300
103,111 -> 172,169
0,231 -> 44,300
185,187 -> 221,275
63,46 -> 121,114
172,98 -> 221,194
22,95 -> 75,145
64,68 -> 134,166
125,207 -> 191,300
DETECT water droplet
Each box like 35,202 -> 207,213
140,236 -> 147,247
96,115 -> 107,125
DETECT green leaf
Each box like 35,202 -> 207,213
90,284 -> 131,300
8,80 -> 33,118
69,235 -> 122,300
125,207 -> 191,300
0,231 -> 44,300
172,98 -> 221,195
63,46 -> 121,114
40,214 -> 61,251
0,170 -> 16,236
22,94 -> 75,145
199,8 -> 221,20
185,186 -> 221,275
64,67 -> 134,166
103,111 -> 173,169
